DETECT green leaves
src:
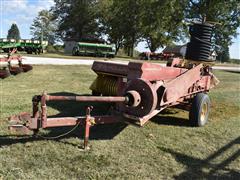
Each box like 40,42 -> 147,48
32,0 -> 239,59
51,0 -> 99,42
139,0 -> 186,52
30,10 -> 57,45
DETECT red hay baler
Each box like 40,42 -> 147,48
8,22 -> 219,149
9,59 -> 219,148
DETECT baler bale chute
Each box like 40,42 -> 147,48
8,22 -> 219,149
0,49 -> 33,79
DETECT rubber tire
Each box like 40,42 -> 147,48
72,47 -> 79,56
189,93 -> 210,127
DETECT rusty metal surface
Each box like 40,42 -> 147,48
127,62 -> 187,81
46,117 -> 80,127
8,112 -> 33,134
122,78 -> 158,117
0,69 -> 10,79
8,125 -> 33,135
123,109 -> 161,126
7,59 -> 218,148
0,56 -> 21,63
0,49 -> 32,78
9,112 -> 32,125
41,92 -> 47,128
45,116 -> 120,128
92,61 -> 128,77
83,107 -> 92,149
125,90 -> 141,107
9,66 -> 23,75
169,58 -> 182,67
8,107 -> 121,149
9,91 -> 127,132
46,95 -> 127,103
162,64 -> 203,105
20,64 -> 33,72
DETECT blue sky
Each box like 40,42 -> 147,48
0,0 -> 54,39
1,0 -> 239,59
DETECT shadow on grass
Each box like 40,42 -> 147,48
222,70 -> 240,74
1,92 -> 195,148
158,136 -> 240,179
47,92 -> 114,117
0,122 -> 127,148
150,115 -> 191,127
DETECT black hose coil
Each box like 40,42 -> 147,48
185,23 -> 214,62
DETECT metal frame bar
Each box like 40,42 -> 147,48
8,60 -> 218,148
25,92 -> 125,148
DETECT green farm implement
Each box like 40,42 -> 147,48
72,42 -> 116,58
0,38 -> 48,54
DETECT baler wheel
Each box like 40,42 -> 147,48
72,47 -> 79,56
189,93 -> 210,127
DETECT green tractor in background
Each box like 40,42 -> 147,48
72,42 -> 116,58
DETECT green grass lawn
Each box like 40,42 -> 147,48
0,66 -> 239,179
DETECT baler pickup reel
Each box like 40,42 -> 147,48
0,49 -> 32,79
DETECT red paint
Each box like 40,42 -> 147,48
8,58 -> 218,147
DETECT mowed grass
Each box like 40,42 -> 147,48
0,66 -> 239,179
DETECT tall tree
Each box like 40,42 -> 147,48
121,0 -> 142,57
140,0 -> 187,52
30,10 -> 57,45
98,0 -> 142,56
7,23 -> 21,40
97,0 -> 123,54
51,0 -> 99,42
185,0 -> 240,61
99,0 -> 187,55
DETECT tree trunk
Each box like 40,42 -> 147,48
127,47 -> 131,56
147,38 -> 158,53
150,46 -> 156,53
115,41 -> 120,55
130,35 -> 135,57
130,44 -> 134,57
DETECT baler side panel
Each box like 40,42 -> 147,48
127,62 -> 188,81
92,61 -> 128,77
161,64 -> 203,105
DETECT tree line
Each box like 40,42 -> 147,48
11,0 -> 240,61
